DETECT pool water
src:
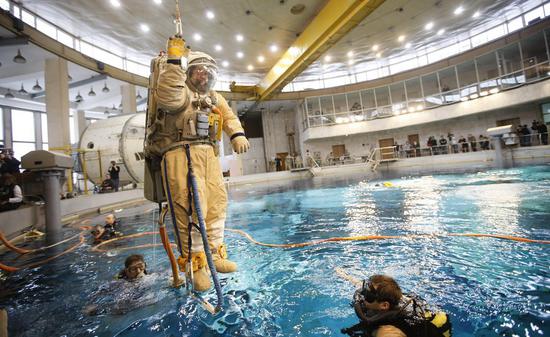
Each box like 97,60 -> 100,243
1,165 -> 549,336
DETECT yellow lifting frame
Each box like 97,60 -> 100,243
256,0 -> 386,100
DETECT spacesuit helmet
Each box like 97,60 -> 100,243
186,51 -> 218,94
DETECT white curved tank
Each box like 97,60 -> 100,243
79,113 -> 146,185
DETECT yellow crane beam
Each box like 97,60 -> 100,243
256,0 -> 385,101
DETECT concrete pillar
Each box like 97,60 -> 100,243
121,84 -> 137,114
34,111 -> 43,149
491,136 -> 504,169
45,57 -> 70,148
2,107 -> 12,149
75,109 -> 87,142
42,170 -> 63,245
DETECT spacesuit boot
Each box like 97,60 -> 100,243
178,251 -> 211,292
212,243 -> 238,273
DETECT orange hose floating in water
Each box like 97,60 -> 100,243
226,229 -> 550,248
449,233 -> 550,244
0,231 -> 32,254
0,233 -> 86,272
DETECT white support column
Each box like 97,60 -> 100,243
75,109 -> 87,142
121,84 -> 137,113
34,112 -> 42,149
45,57 -> 70,148
2,107 -> 12,149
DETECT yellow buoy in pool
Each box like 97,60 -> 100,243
383,181 -> 394,187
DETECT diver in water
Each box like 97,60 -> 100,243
341,274 -> 452,337
116,254 -> 148,281
91,214 -> 123,244
83,255 -> 161,316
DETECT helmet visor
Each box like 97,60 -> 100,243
187,64 -> 218,93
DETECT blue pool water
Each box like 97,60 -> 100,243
1,165 -> 549,336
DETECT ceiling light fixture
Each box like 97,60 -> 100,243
113,104 -> 119,111
222,61 -> 229,67
136,91 -> 143,100
32,80 -> 42,91
215,44 -> 222,51
376,52 -> 382,58
140,23 -> 150,33
398,35 -> 406,42
206,10 -> 215,19
102,82 -> 110,93
372,44 -> 379,51
472,11 -> 480,18
437,29 -> 445,35
153,0 -> 162,4
235,34 -> 244,42
347,51 -> 354,58
13,49 -> 26,64
88,86 -> 96,96
110,0 -> 121,7
270,44 -> 278,53
405,42 -> 412,48
193,33 -> 202,41
75,91 -> 83,102
454,6 -> 464,15
348,59 -> 354,65
236,51 -> 244,58
257,55 -> 265,63
4,90 -> 14,99
247,65 -> 254,71
425,22 -> 434,30
18,84 -> 27,95
324,55 -> 331,62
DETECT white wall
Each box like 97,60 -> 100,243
262,107 -> 299,169
241,137 -> 266,175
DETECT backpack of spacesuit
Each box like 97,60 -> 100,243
143,54 -> 168,203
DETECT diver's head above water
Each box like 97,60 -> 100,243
120,254 -> 147,281
353,274 -> 403,319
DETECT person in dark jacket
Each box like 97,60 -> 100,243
108,161 -> 121,192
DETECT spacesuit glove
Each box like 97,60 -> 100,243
231,136 -> 250,154
166,35 -> 187,61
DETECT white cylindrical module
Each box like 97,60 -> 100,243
79,113 -> 146,185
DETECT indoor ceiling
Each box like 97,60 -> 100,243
0,0 -> 544,116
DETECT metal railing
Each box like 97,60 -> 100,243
306,58 -> 550,129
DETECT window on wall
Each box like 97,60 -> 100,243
11,109 -> 36,159
521,31 -> 549,81
360,89 -> 376,109
375,86 -> 390,107
457,60 -> 478,88
333,94 -> 347,114
476,52 -> 499,81
497,43 -> 524,87
320,96 -> 334,116
542,103 -> 550,124
389,82 -> 406,106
